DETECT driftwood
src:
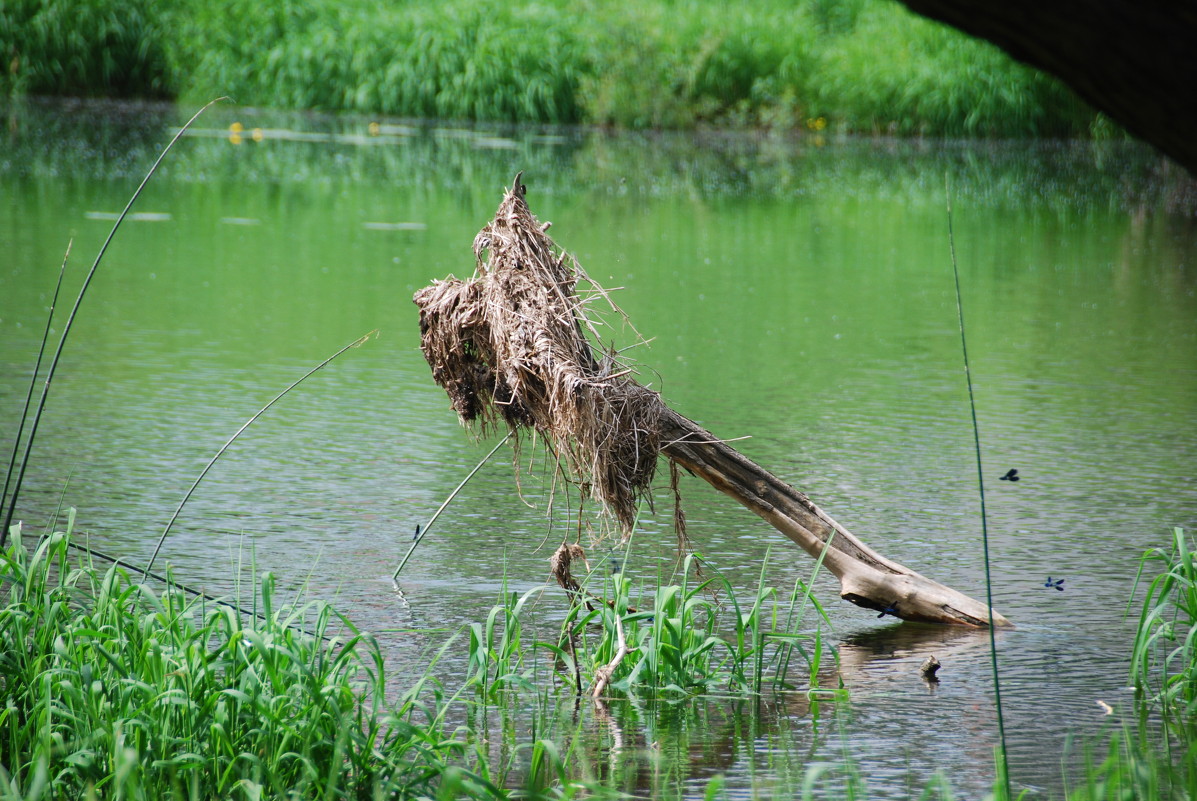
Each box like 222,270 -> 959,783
414,175 -> 1011,628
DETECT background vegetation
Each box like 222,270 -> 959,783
0,0 -> 1104,136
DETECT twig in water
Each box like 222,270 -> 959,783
592,608 -> 633,698
1,99 -> 228,545
391,432 -> 512,582
143,329 -> 377,576
2,241 -> 70,535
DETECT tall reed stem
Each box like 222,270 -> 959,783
391,432 -> 512,582
946,176 -> 1011,795
144,329 -> 377,575
0,99 -> 227,545
1,241 -> 70,537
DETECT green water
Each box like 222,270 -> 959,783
2,99 -> 1196,798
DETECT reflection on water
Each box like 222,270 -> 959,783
2,99 -> 1196,798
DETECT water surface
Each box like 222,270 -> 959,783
2,99 -> 1196,798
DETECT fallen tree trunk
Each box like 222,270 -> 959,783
415,175 -> 1011,628
659,409 -> 1011,626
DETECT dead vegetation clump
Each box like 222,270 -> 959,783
413,174 -> 663,533
412,174 -> 1013,628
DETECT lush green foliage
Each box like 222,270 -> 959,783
469,553 -> 838,699
3,513 -> 1193,799
0,516 -> 493,800
1131,527 -> 1197,713
1062,724 -> 1197,801
1,0 -> 1105,136
1062,526 -> 1197,801
0,0 -> 172,98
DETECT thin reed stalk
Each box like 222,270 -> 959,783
144,328 -> 377,575
946,177 -> 1011,794
392,432 -> 512,581
0,99 -> 226,545
1,241 -> 69,532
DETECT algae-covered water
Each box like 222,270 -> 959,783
2,100 -> 1196,798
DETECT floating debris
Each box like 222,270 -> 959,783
376,123 -> 418,137
473,136 -> 519,150
363,222 -> 427,231
85,211 -> 171,222
920,655 -> 941,681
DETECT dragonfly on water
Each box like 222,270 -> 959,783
1044,576 -> 1064,591
1000,469 -> 1020,482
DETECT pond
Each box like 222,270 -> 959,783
2,99 -> 1196,798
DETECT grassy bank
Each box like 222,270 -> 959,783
1,0 -> 1102,136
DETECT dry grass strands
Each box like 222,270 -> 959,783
415,173 -> 1011,628
415,174 -> 661,533
549,541 -> 589,600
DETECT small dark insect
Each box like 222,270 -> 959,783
413,523 -> 422,541
609,557 -> 624,575
877,602 -> 899,619
1000,469 -> 1020,482
1044,576 -> 1064,591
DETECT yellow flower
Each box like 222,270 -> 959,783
368,122 -> 381,136
229,121 -> 244,133
251,128 -> 264,143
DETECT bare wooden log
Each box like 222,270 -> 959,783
658,408 -> 1011,627
415,175 -> 1012,629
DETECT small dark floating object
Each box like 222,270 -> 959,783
413,523 -> 422,541
1000,469 -> 1020,482
1044,576 -> 1064,591
920,655 -> 941,681
877,602 -> 899,619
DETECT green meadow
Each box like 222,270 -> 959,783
2,0 -> 1103,136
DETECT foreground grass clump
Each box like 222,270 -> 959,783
0,516 -> 491,800
1132,527 -> 1197,713
3,0 -> 1105,137
466,554 -> 839,700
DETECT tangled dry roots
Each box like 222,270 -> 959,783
414,174 -> 664,533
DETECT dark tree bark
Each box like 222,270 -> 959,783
897,0 -> 1197,174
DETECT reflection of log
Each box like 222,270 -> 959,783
660,408 -> 1012,627
835,623 -> 994,684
